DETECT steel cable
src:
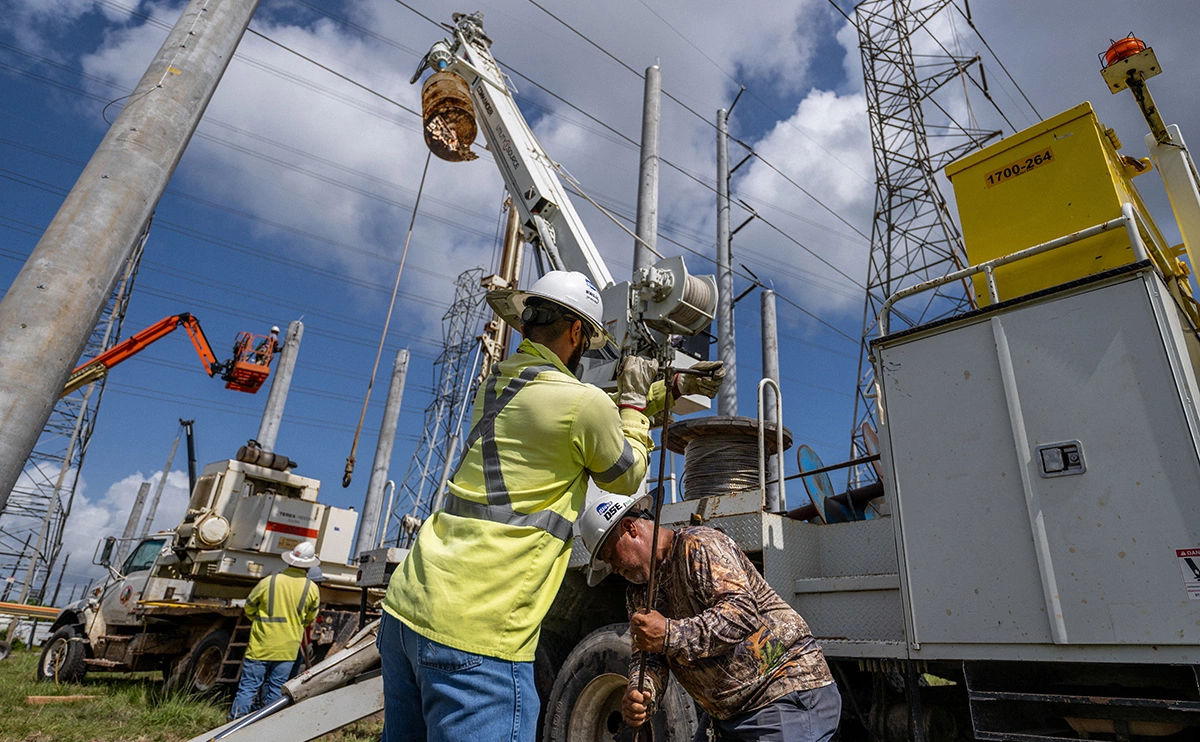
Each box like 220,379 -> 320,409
681,434 -> 762,498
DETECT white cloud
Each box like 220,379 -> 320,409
58,469 -> 190,591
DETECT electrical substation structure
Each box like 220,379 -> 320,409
0,226 -> 147,604
850,0 -> 1002,480
386,267 -> 491,545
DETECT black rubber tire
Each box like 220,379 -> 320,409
535,630 -> 572,732
0,640 -> 11,662
542,622 -> 697,742
167,628 -> 231,695
37,626 -> 87,683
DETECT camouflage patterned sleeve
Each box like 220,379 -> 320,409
626,591 -> 670,708
664,534 -> 762,662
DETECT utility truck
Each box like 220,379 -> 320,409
37,443 -> 363,694
195,22 -> 1200,742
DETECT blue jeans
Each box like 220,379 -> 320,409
230,658 -> 293,719
378,612 -> 538,742
696,683 -> 842,742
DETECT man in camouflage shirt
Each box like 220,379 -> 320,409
590,506 -> 840,741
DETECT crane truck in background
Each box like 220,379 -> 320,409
36,441 -> 363,694
197,23 -> 1200,742
62,312 -> 279,396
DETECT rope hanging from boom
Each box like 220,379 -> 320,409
343,151 -> 432,488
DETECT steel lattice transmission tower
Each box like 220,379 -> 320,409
0,223 -> 148,603
385,268 -> 491,546
849,0 -> 1002,471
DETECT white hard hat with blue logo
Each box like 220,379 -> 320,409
487,270 -> 613,350
579,492 -> 651,586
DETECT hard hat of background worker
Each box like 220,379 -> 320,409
282,541 -> 320,569
579,492 -> 651,586
487,270 -> 613,350
270,326 -> 280,334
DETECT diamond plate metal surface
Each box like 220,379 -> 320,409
764,516 -> 821,589
795,581 -> 905,643
819,516 -> 898,577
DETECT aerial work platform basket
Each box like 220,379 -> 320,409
224,331 -> 275,393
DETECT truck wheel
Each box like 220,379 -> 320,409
37,627 -> 87,683
0,640 -> 11,661
542,623 -> 696,742
168,629 -> 230,695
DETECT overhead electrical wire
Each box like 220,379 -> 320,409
288,0 -> 869,261
2,15 -> 861,353
0,154 -> 455,306
823,0 -> 858,27
343,151 -> 431,488
952,2 -> 1042,120
383,0 -> 871,256
8,57 -> 849,348
520,0 -> 873,186
244,28 -> 422,118
104,381 -> 422,441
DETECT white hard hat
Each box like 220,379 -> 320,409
579,493 -> 650,586
282,541 -> 320,569
487,271 -> 613,350
270,326 -> 281,334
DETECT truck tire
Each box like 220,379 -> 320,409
37,626 -> 87,683
542,623 -> 696,742
168,628 -> 230,695
0,640 -> 11,661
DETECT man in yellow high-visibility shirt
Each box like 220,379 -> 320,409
230,541 -> 321,719
378,270 -> 723,742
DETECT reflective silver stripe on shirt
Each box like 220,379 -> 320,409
444,492 -> 574,542
588,439 -> 636,485
296,579 -> 313,615
256,574 -> 288,623
447,362 -> 572,540
456,364 -> 555,506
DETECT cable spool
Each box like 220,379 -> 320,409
640,255 -> 718,336
668,274 -> 716,334
668,416 -> 792,501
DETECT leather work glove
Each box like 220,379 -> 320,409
674,360 -> 725,399
617,355 -> 659,411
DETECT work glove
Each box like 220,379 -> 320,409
617,355 -> 659,411
674,360 -> 725,399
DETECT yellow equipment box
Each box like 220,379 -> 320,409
945,102 -> 1166,305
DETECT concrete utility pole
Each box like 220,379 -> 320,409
116,481 -> 152,565
257,320 -> 304,451
633,65 -> 661,275
141,427 -> 181,538
716,108 -> 738,416
761,290 -> 781,511
0,0 -> 261,513
355,349 -> 409,558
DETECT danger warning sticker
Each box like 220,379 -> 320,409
1176,549 -> 1200,600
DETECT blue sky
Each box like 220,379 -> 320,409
1,0 -> 1195,593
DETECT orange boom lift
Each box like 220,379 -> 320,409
62,313 -> 276,396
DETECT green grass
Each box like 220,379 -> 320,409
0,649 -> 383,742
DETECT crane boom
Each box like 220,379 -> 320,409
412,12 -> 716,366
414,13 -> 614,289
61,313 -> 265,397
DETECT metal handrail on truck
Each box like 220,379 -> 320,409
878,202 -> 1161,336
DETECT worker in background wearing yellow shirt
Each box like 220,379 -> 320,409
230,541 -> 321,719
